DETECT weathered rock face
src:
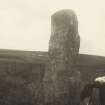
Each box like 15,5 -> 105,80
44,9 -> 81,105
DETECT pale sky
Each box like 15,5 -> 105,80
0,0 -> 105,56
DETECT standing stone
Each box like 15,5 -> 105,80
44,9 -> 81,105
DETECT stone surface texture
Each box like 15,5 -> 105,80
44,9 -> 82,105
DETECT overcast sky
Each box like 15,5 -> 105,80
0,0 -> 105,56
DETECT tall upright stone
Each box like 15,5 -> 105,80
44,9 -> 81,105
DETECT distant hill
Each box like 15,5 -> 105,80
0,49 -> 105,68
0,49 -> 48,64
